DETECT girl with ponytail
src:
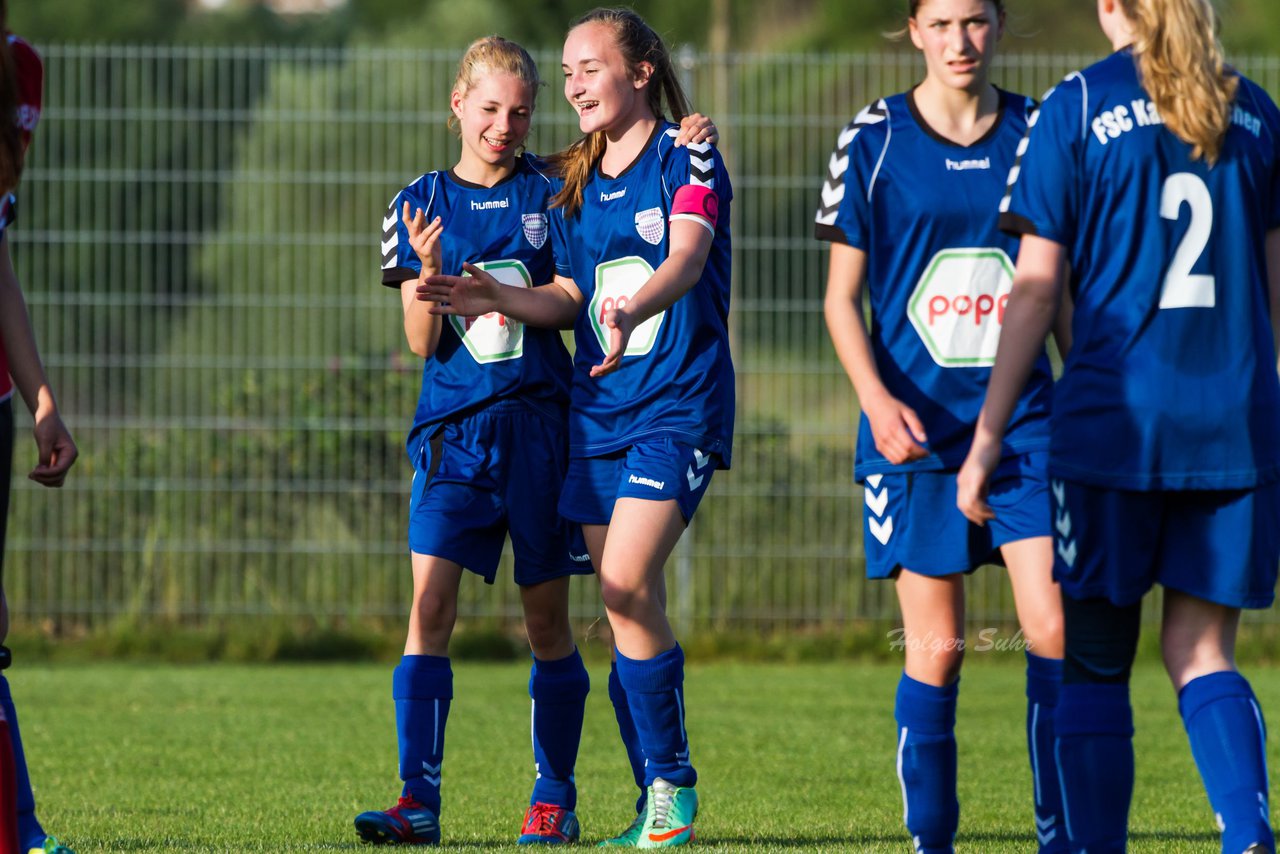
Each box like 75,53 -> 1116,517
360,34 -> 713,847
958,0 -> 1280,850
422,8 -> 733,846
817,0 -> 1068,850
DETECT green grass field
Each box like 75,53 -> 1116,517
8,659 -> 1277,852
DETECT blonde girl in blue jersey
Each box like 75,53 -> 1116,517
958,0 -> 1280,851
818,1 -> 1066,851
421,9 -> 733,847
353,36 -> 594,848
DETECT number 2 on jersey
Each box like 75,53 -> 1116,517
1158,173 -> 1215,310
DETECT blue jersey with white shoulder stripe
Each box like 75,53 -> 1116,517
548,122 -> 735,465
381,155 -> 572,449
814,89 -> 1053,480
1001,50 -> 1280,490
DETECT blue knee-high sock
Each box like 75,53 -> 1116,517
1026,652 -> 1067,853
609,660 -> 648,813
1055,683 -> 1132,853
394,655 -> 452,816
894,674 -> 959,854
0,677 -> 44,850
1178,671 -> 1274,854
529,648 -> 590,810
615,645 -> 695,789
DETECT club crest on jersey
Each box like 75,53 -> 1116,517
522,213 -> 548,249
634,207 -> 665,246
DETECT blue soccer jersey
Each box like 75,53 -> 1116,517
382,155 -> 573,449
548,123 -> 735,466
815,89 -> 1053,480
1001,50 -> 1280,490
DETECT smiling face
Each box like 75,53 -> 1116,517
561,20 -> 653,135
908,0 -> 1003,93
451,71 -> 534,176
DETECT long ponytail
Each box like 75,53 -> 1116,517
548,7 -> 691,217
1119,0 -> 1236,163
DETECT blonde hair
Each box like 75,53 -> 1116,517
447,35 -> 541,136
547,8 -> 692,218
1118,0 -> 1237,163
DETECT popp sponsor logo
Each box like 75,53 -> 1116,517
907,248 -> 1015,368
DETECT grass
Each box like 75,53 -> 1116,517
8,659 -> 1277,852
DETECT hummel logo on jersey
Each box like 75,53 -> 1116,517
628,474 -> 665,491
945,157 -> 991,171
470,198 -> 509,211
601,188 -> 627,202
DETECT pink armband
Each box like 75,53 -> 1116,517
671,184 -> 719,232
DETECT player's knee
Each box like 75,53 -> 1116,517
1021,610 -> 1064,657
599,578 -> 656,622
413,588 -> 458,635
523,609 -> 571,654
907,647 -> 964,687
1062,595 -> 1141,684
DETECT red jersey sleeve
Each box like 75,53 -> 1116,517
8,34 -> 43,149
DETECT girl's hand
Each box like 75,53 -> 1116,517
402,201 -> 443,276
861,392 -> 929,465
956,439 -> 1002,526
417,263 -> 500,317
590,305 -> 636,377
30,407 -> 77,487
675,112 -> 718,147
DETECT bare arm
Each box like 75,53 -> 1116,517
0,234 -> 77,486
419,266 -> 583,330
956,234 -> 1065,523
398,202 -> 443,357
823,242 -> 928,463
1268,228 -> 1280,375
1052,263 -> 1074,361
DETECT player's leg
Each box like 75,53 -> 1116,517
599,497 -> 698,849
1163,592 -> 1272,854
517,576 -> 587,845
893,568 -> 964,854
1048,480 -> 1162,854
1056,594 -> 1140,854
1002,536 -> 1067,854
355,554 -> 461,846
1158,484 -> 1279,854
583,524 -> 649,849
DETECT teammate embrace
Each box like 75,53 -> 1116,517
365,0 -> 1279,849
364,7 -> 728,849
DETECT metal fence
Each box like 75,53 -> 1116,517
6,46 -> 1280,634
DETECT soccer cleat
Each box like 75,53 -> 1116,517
636,778 -> 697,849
29,838 -> 75,854
517,802 -> 580,845
598,812 -> 645,848
354,795 -> 441,846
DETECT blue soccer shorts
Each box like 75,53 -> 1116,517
408,400 -> 592,585
558,438 -> 718,526
862,452 -> 1051,579
1050,477 -> 1280,609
